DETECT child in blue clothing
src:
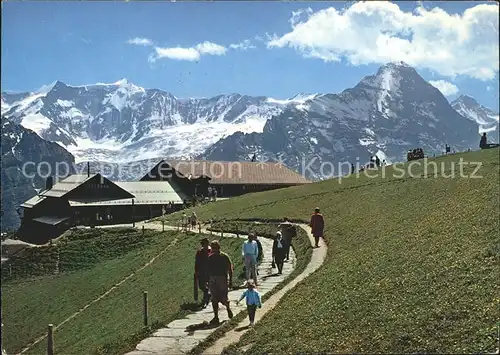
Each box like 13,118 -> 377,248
236,279 -> 262,326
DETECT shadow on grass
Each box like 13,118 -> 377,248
180,301 -> 206,312
260,273 -> 281,280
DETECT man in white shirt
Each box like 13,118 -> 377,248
242,233 -> 259,285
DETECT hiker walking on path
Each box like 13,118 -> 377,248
252,234 -> 263,264
236,279 -> 262,327
280,217 -> 297,261
272,231 -> 287,274
194,237 -> 212,307
207,240 -> 234,325
191,211 -> 198,230
252,234 -> 264,277
242,233 -> 259,285
181,212 -> 188,232
309,207 -> 325,248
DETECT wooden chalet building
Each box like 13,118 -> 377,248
140,159 -> 311,197
18,159 -> 309,244
18,173 -> 189,244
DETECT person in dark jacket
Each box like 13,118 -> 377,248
194,238 -> 212,307
480,133 -> 487,149
479,132 -> 500,149
207,240 -> 234,325
280,217 -> 296,261
309,207 -> 325,248
250,234 -> 264,279
272,231 -> 287,274
252,234 -> 263,263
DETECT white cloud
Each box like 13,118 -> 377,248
148,41 -> 227,62
229,39 -> 256,51
267,2 -> 499,81
195,41 -> 227,55
149,47 -> 200,62
486,86 -> 494,92
127,37 -> 153,46
429,80 -> 459,96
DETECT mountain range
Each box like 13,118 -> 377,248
2,62 -> 497,167
1,61 -> 498,230
1,120 -> 75,231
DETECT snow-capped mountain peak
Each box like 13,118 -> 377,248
1,62 -> 495,169
36,81 -> 59,95
1,81 -> 289,163
202,62 -> 481,179
114,78 -> 129,85
451,94 -> 499,136
288,93 -> 319,102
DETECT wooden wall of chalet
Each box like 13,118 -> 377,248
72,203 -> 182,227
67,175 -> 133,201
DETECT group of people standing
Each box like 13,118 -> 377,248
181,211 -> 198,231
192,208 -> 326,327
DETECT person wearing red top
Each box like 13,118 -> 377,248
194,237 -> 212,307
309,207 -> 325,248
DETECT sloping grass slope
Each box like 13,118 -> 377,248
2,228 -> 244,355
163,149 -> 500,353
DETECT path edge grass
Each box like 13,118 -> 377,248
189,220 -> 313,355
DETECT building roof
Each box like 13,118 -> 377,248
161,160 -> 311,185
68,181 -> 187,207
41,174 -> 96,198
20,194 -> 48,208
32,216 -> 71,225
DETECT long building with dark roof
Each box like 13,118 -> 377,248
18,159 -> 310,244
140,159 -> 311,197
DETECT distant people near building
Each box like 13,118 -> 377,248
479,132 -> 499,149
181,212 -> 188,232
375,155 -> 381,167
207,240 -> 234,325
280,217 -> 296,261
242,233 -> 259,285
207,187 -> 213,202
213,188 -> 218,202
309,207 -> 325,248
191,211 -> 198,229
272,231 -> 287,274
236,279 -> 262,327
351,163 -> 355,174
194,237 -> 212,307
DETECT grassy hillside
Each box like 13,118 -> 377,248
2,227 -> 245,355
162,149 -> 500,353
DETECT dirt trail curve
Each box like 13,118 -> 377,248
201,224 -> 327,355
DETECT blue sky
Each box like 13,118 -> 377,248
1,1 -> 498,110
